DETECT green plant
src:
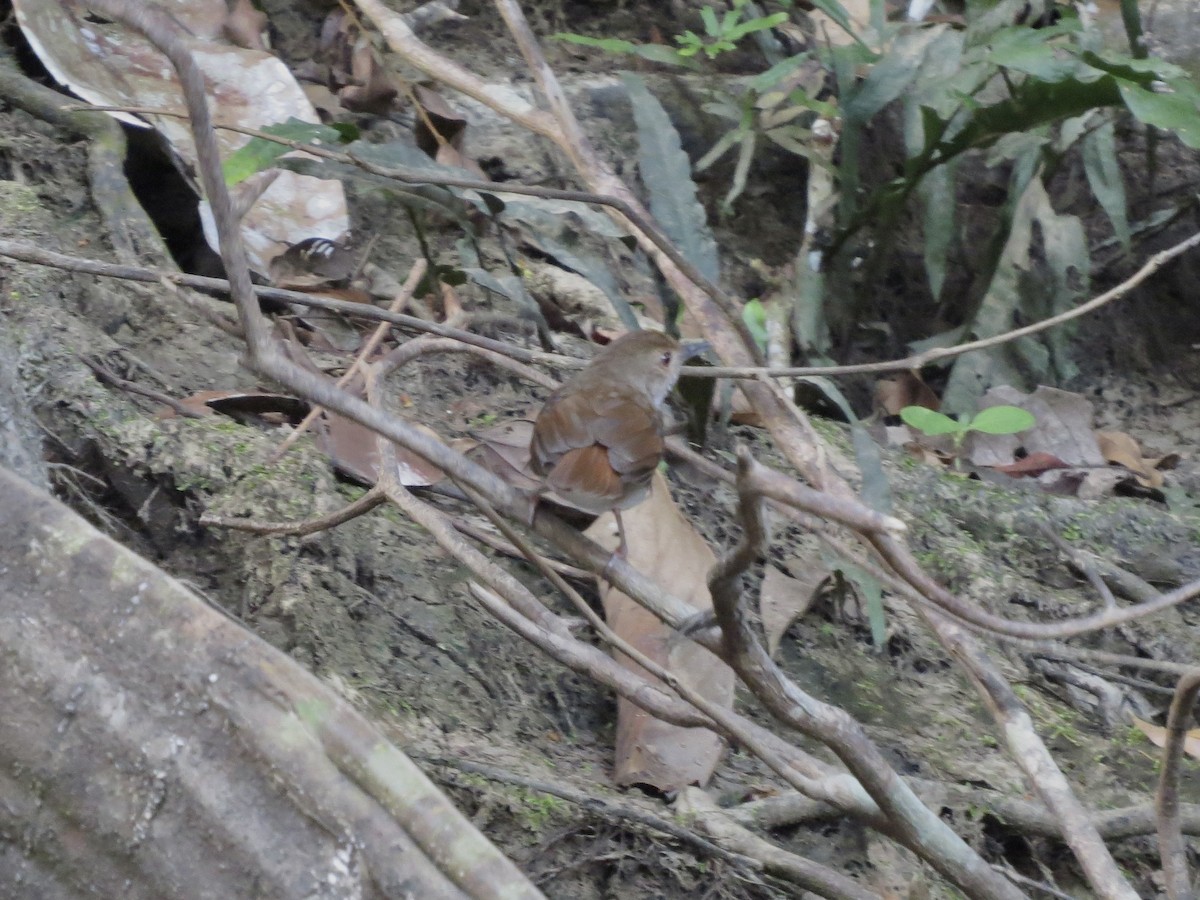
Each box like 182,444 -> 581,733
554,0 -> 786,67
674,1 -> 788,59
899,404 -> 1035,453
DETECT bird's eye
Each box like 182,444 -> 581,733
660,352 -> 672,366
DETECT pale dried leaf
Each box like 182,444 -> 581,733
760,561 -> 826,658
586,473 -> 733,792
223,0 -> 269,51
315,414 -> 443,487
976,385 -> 1104,467
1132,715 -> 1200,758
14,0 -> 349,275
873,371 -> 940,417
1097,430 -> 1163,488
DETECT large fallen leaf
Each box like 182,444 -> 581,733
458,419 -> 542,493
760,560 -> 827,658
15,0 -> 349,274
315,413 -> 444,487
873,371 -> 940,417
164,389 -> 310,421
586,473 -> 733,792
1097,430 -> 1165,489
1132,715 -> 1200,759
968,385 -> 1104,468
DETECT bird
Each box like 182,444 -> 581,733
530,330 -> 708,556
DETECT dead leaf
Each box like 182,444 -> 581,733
1097,431 -> 1164,489
339,33 -> 399,114
992,451 -> 1070,477
728,386 -> 763,427
460,419 -> 542,493
904,442 -> 950,467
13,0 -> 349,275
314,413 -> 443,487
760,561 -> 826,658
222,0 -> 268,51
411,83 -> 489,178
1132,715 -> 1200,758
979,385 -> 1104,466
873,371 -> 939,417
162,389 -> 309,420
586,473 -> 733,792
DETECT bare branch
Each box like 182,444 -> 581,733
1157,669 -> 1200,900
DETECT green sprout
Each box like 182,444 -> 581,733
900,405 -> 1035,453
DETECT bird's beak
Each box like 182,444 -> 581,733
681,340 -> 711,361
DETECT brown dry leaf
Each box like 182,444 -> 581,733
904,442 -> 950,467
727,386 -> 764,427
340,34 -> 399,114
223,0 -> 269,51
1131,715 -> 1200,758
413,83 -> 467,156
992,451 -> 1070,478
301,82 -> 342,122
977,385 -> 1104,467
1096,431 -> 1164,489
13,0 -> 349,275
460,419 -> 542,493
162,389 -> 310,420
411,83 -> 489,178
760,560 -> 826,658
586,473 -> 733,792
873,371 -> 939,417
314,413 -> 444,487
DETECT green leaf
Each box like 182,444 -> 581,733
723,128 -> 756,211
969,405 -> 1035,435
695,126 -> 746,173
899,406 -> 963,436
552,33 -> 695,68
1082,119 -> 1130,249
942,167 -> 1087,412
742,299 -> 768,352
842,29 -> 939,124
1117,81 -> 1200,148
701,6 -> 720,36
222,118 -> 345,186
987,24 -> 1092,82
919,155 -> 956,299
622,74 -> 720,284
748,52 -> 811,94
807,0 -> 867,47
632,43 -> 695,67
799,376 -> 893,514
836,561 -> 887,649
724,12 -> 789,43
553,33 -> 638,53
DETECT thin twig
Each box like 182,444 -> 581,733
269,258 -> 428,462
450,517 -> 591,581
79,355 -> 206,419
200,486 -> 387,536
1157,668 -> 1200,900
421,756 -> 765,878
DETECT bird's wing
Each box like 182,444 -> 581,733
530,387 -> 663,481
544,444 -> 626,511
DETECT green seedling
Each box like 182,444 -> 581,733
741,298 -> 768,354
900,404 -> 1035,453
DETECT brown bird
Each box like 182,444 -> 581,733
530,330 -> 707,555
